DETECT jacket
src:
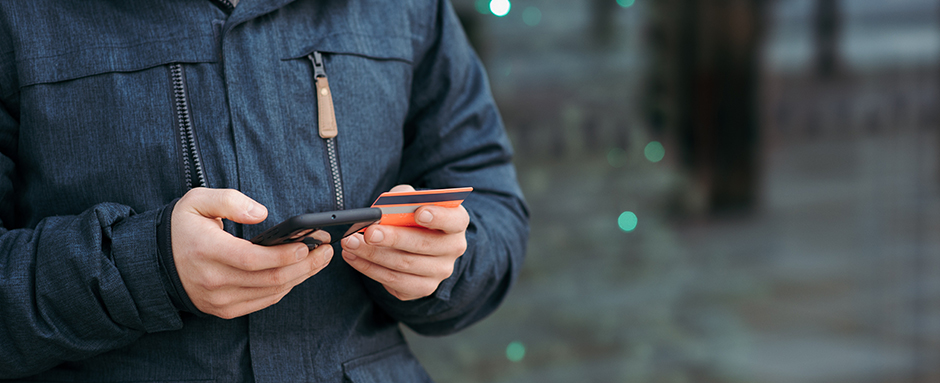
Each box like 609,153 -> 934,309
0,0 -> 529,381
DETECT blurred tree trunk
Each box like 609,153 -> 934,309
647,0 -> 766,215
592,0 -> 618,48
814,0 -> 840,78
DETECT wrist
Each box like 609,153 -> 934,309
156,198 -> 205,316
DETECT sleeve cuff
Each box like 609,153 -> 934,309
155,199 -> 205,317
108,205 -> 184,333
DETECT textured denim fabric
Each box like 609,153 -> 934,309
0,1 -> 528,382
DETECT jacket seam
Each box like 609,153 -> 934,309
13,35 -> 216,63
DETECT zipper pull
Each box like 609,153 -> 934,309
309,52 -> 338,139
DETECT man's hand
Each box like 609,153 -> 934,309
171,188 -> 333,319
341,185 -> 469,301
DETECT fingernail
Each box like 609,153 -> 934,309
247,204 -> 265,219
295,246 -> 307,261
417,210 -> 433,224
345,235 -> 360,250
369,229 -> 384,244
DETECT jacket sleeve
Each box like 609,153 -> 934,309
358,0 -> 530,336
0,86 -> 184,379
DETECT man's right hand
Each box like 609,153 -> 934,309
171,188 -> 333,319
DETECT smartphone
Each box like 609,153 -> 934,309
250,207 -> 382,249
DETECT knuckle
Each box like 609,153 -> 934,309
205,293 -> 230,309
360,244 -> 377,260
382,270 -> 401,286
232,254 -> 257,271
218,189 -> 241,207
182,187 -> 205,202
454,239 -> 468,257
385,286 -> 402,300
268,292 -> 287,306
216,308 -> 239,320
201,273 -> 225,291
273,282 -> 292,296
420,282 -> 438,298
356,257 -> 372,272
414,237 -> 434,253
267,269 -> 289,286
394,255 -> 415,272
439,263 -> 455,279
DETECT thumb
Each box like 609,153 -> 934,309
389,184 -> 415,193
181,188 -> 268,224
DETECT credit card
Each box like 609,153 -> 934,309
370,187 -> 473,227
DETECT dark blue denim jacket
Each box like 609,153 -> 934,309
0,1 -> 529,381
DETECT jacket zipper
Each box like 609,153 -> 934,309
308,52 -> 344,210
170,63 -> 207,189
213,0 -> 235,11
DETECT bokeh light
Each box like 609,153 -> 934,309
489,0 -> 511,17
607,147 -> 627,168
618,211 -> 638,232
617,0 -> 636,7
522,6 -> 542,27
644,141 -> 665,163
506,341 -> 526,362
474,0 -> 489,14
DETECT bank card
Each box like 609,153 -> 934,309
370,187 -> 473,227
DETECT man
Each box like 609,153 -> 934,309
0,0 -> 528,381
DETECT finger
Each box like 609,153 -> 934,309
413,204 -> 470,234
363,224 -> 467,258
308,229 -> 331,246
389,184 -> 415,193
340,233 -> 376,261
223,243 -> 334,288
208,236 -> 313,272
195,245 -> 334,317
181,187 -> 268,224
341,250 -> 440,300
204,286 -> 294,319
342,234 -> 447,277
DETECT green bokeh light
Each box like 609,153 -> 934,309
618,211 -> 638,232
475,0 -> 489,14
607,147 -> 627,168
490,0 -> 511,17
522,6 -> 542,26
506,341 -> 526,362
617,0 -> 636,7
644,141 -> 665,163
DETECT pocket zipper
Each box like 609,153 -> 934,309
169,63 -> 207,189
308,52 -> 344,210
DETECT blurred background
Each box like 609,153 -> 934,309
404,0 -> 940,382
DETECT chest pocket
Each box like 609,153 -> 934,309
281,34 -> 417,213
14,32 -> 219,224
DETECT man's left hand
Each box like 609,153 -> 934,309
340,185 -> 469,301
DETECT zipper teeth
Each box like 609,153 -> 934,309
325,137 -> 344,210
170,63 -> 206,189
309,52 -> 344,210
215,0 -> 235,10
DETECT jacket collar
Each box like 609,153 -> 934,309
222,0 -> 298,35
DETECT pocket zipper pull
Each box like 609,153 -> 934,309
309,51 -> 338,139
